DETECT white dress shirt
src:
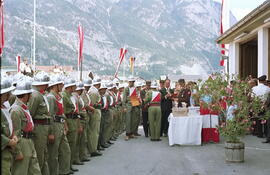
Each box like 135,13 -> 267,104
252,83 -> 270,102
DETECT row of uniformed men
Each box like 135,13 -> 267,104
1,72 -> 163,175
1,72 -> 131,175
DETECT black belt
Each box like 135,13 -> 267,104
54,116 -> 65,123
101,109 -> 108,113
22,131 -> 35,139
149,103 -> 160,107
33,118 -> 51,125
79,116 -> 85,120
93,104 -> 102,109
66,113 -> 79,119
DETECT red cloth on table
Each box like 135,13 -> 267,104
202,128 -> 220,143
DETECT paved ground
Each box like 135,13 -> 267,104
75,127 -> 270,175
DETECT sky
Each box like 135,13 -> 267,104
213,0 -> 266,20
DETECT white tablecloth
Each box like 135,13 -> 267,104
168,113 -> 203,146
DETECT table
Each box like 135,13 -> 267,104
168,114 -> 203,146
168,113 -> 220,146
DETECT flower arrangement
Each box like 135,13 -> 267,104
196,73 -> 267,143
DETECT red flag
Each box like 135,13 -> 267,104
119,48 -> 123,59
219,0 -> 225,66
114,48 -> 127,78
16,55 -> 21,72
77,24 -> 84,67
220,59 -> 225,67
0,2 -> 4,55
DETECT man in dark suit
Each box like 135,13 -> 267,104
177,79 -> 191,107
160,79 -> 174,137
140,81 -> 151,137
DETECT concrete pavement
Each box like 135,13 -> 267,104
75,127 -> 270,175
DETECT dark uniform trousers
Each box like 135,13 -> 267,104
142,111 -> 149,137
160,109 -> 171,136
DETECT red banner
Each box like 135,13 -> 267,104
16,55 -> 21,72
114,48 -> 127,78
0,2 -> 4,55
78,24 -> 84,67
220,0 -> 225,66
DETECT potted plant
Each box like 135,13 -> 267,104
196,73 -> 266,162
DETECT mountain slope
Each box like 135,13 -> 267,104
3,0 -> 228,78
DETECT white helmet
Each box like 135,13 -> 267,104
92,76 -> 102,85
128,76 -> 136,82
11,73 -> 25,86
113,78 -> 120,84
118,84 -> 125,89
48,74 -> 64,87
32,71 -> 50,86
83,78 -> 92,87
75,82 -> 85,91
0,77 -> 16,94
151,81 -> 158,89
64,78 -> 76,88
12,77 -> 33,96
99,83 -> 107,90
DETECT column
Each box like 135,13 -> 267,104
258,27 -> 269,77
229,42 -> 240,76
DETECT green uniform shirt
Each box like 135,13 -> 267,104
1,108 -> 12,150
89,86 -> 102,109
10,99 -> 33,155
47,91 -> 66,118
62,90 -> 75,115
28,88 -> 50,119
144,90 -> 155,104
123,86 -> 139,108
81,91 -> 91,110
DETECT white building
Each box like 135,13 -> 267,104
217,1 -> 270,79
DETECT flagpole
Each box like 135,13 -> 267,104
80,56 -> 83,81
33,0 -> 36,72
0,0 -> 3,61
132,57 -> 135,77
77,23 -> 80,80
123,46 -> 126,79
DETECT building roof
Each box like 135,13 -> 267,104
217,0 -> 270,44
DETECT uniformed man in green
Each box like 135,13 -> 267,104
106,83 -> 116,145
73,82 -> 90,164
46,75 -> 72,175
11,78 -> 42,175
82,79 -> 102,157
113,84 -> 121,138
1,78 -> 17,175
62,78 -> 79,172
99,83 -> 111,148
123,76 -> 141,141
144,82 -> 162,141
88,77 -> 105,151
117,84 -> 125,134
141,81 -> 151,137
28,72 -> 51,175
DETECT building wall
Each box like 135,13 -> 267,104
269,28 -> 270,78
229,26 -> 270,79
